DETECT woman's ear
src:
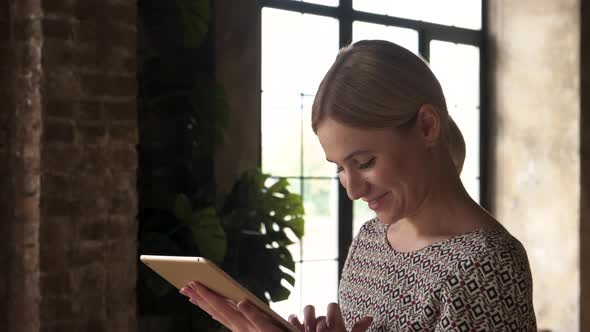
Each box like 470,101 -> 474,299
415,104 -> 442,147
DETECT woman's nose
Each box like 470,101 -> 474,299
341,172 -> 368,201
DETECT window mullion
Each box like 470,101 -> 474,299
479,0 -> 489,210
419,30 -> 430,62
337,0 -> 354,283
339,0 -> 353,47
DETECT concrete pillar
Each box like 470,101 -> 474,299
579,0 -> 590,330
488,1 -> 583,331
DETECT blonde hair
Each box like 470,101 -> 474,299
311,39 -> 465,172
448,117 -> 466,173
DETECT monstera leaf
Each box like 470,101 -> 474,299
221,169 -> 305,303
187,207 -> 227,263
174,194 -> 227,263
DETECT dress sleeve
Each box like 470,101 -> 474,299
340,228 -> 361,278
435,246 -> 537,332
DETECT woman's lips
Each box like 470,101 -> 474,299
367,192 -> 390,210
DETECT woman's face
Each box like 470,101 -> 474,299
316,117 -> 435,225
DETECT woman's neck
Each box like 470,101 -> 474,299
387,157 -> 497,252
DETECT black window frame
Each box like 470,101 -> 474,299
257,0 -> 488,281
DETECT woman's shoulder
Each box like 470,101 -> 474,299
449,227 -> 532,276
466,227 -> 527,257
437,228 -> 537,330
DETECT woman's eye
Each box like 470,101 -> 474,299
336,166 -> 344,174
359,157 -> 375,169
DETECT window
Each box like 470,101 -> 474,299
260,0 -> 485,318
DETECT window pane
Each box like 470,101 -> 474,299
263,8 -> 340,318
301,179 -> 338,260
261,92 -> 302,177
261,8 -> 338,177
352,0 -> 482,30
271,260 -> 339,318
271,262 -> 302,319
262,8 -> 339,95
353,21 -> 419,55
353,199 -> 376,237
300,260 -> 339,315
429,40 -> 480,202
301,94 -> 336,177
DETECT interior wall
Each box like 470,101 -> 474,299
579,0 -> 590,330
0,1 -> 13,331
213,0 -> 261,200
0,1 -> 139,331
39,1 -> 139,331
487,1 -> 581,331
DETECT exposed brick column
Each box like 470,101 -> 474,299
0,0 -> 12,330
40,1 -> 138,331
8,1 -> 44,332
0,1 -> 138,331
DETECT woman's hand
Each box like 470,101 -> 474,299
287,305 -> 319,332
287,303 -> 372,332
315,303 -> 373,332
180,283 -> 371,332
180,281 -> 292,332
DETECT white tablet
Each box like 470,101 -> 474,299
140,255 -> 299,332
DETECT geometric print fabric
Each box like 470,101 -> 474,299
339,218 -> 537,331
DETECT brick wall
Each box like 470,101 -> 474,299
0,1 -> 11,331
0,1 -> 138,331
9,1 -> 44,331
40,1 -> 138,331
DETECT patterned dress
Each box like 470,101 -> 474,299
339,218 -> 537,331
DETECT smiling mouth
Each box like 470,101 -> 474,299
366,192 -> 390,210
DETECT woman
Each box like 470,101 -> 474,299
180,40 -> 537,331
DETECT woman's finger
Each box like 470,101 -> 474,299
315,316 -> 328,332
237,300 -> 282,331
181,285 -> 236,327
180,286 -> 230,325
181,286 -> 214,314
180,285 -> 197,298
288,315 -> 304,332
185,283 -> 228,316
351,316 -> 373,332
303,305 -> 317,332
190,282 -> 254,330
325,303 -> 345,329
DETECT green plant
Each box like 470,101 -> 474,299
136,0 -> 305,329
221,171 -> 304,303
137,170 -> 304,321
